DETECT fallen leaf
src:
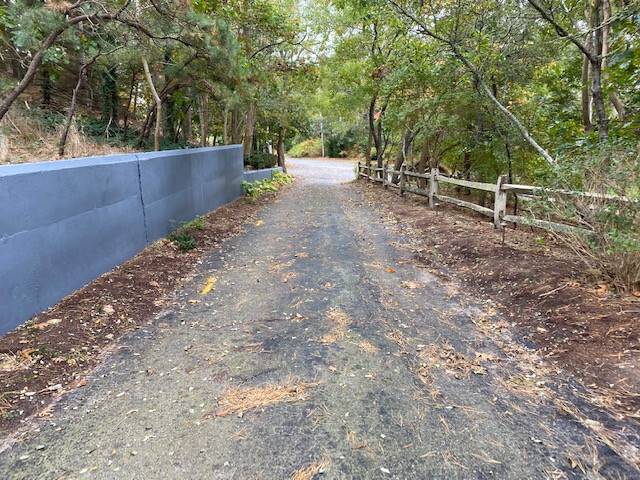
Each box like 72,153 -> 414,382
385,267 -> 395,273
51,357 -> 65,364
255,220 -> 264,226
19,349 -> 37,360
188,299 -> 200,304
633,291 -> 640,297
328,365 -> 337,372
536,327 -> 548,333
36,408 -> 53,418
68,377 -> 87,389
200,277 -> 216,295
149,281 -> 160,287
103,305 -> 115,315
400,281 -> 421,289
31,318 -> 62,330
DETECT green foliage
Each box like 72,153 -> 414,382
288,138 -> 322,157
167,216 -> 206,251
169,232 -> 197,251
244,152 -> 278,169
272,170 -> 293,184
181,216 -> 207,231
242,171 -> 293,197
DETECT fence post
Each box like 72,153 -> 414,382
399,164 -> 406,197
383,163 -> 388,189
429,167 -> 439,209
357,161 -> 361,177
494,174 -> 508,228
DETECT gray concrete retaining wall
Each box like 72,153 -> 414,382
0,146 -> 242,334
242,167 -> 283,184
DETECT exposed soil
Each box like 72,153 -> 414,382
355,180 -> 640,418
0,191 -> 280,439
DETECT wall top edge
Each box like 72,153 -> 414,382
0,145 -> 243,176
244,166 -> 284,174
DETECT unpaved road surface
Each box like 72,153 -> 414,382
1,158 -> 634,479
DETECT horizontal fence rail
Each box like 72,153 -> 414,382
356,161 -> 633,236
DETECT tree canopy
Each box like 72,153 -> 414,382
0,0 -> 638,182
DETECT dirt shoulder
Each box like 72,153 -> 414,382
355,180 -> 640,418
0,190 -> 281,441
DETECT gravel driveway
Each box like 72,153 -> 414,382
0,158 -> 633,479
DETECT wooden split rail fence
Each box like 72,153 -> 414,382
356,162 -> 633,236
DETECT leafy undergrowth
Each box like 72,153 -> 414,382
0,187 -> 287,442
242,171 -> 293,198
355,180 -> 640,419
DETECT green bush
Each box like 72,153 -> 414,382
242,172 -> 294,197
287,138 -> 322,157
169,232 -> 197,251
272,170 -> 293,185
244,152 -> 278,169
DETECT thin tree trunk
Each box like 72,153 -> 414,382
223,105 -> 229,144
601,0 -> 626,122
581,51 -> 592,132
185,104 -> 193,143
243,102 -> 255,156
590,0 -> 609,142
231,108 -> 241,144
368,96 -> 378,167
277,127 -> 287,173
142,56 -> 161,151
59,66 -> 85,156
365,125 -> 373,169
320,114 -> 325,157
122,72 -> 136,142
197,92 -> 209,147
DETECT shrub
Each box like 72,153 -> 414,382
242,172 -> 294,197
287,138 -> 322,157
541,143 -> 639,293
244,152 -> 277,169
272,170 -> 293,184
169,232 -> 197,251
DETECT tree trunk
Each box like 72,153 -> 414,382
122,73 -> 136,142
231,108 -> 241,144
59,66 -> 85,156
320,114 -> 325,157
601,0 -> 626,122
198,92 -> 209,147
365,123 -> 373,169
223,105 -> 229,144
243,102 -> 256,156
277,128 -> 287,173
590,1 -> 609,142
142,56 -> 161,152
581,51 -> 592,132
0,26 -> 66,122
185,104 -> 193,143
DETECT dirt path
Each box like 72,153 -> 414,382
0,158 -> 635,479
